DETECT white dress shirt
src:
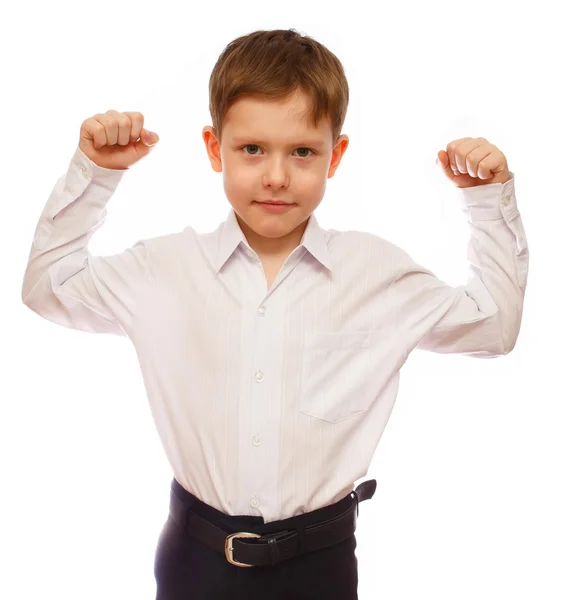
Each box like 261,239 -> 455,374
22,146 -> 529,523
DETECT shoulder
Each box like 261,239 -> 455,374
136,229 -> 189,256
141,221 -> 221,253
130,225 -> 211,281
327,227 -> 412,266
324,227 -> 430,285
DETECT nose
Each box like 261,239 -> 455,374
262,157 -> 289,189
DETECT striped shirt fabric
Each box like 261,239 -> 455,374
21,146 -> 529,523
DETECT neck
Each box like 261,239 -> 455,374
238,217 -> 309,260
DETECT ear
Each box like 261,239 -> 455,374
202,126 -> 223,173
328,134 -> 349,179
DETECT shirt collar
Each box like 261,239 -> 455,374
214,208 -> 333,273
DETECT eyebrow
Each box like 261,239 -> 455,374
230,136 -> 326,147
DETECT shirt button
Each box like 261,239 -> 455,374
252,436 -> 261,446
250,497 -> 260,508
502,194 -> 512,205
255,371 -> 265,383
258,306 -> 267,317
80,165 -> 89,179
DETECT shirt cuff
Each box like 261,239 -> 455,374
68,146 -> 127,193
45,147 -> 128,220
458,172 -> 518,222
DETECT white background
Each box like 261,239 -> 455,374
2,1 -> 577,598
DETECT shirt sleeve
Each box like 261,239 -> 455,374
21,146 -> 154,337
392,173 -> 529,358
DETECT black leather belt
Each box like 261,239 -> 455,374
169,479 -> 377,568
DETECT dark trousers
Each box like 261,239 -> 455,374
154,478 -> 359,599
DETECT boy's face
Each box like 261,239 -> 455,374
202,89 -> 349,251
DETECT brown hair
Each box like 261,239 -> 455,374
208,29 -> 349,146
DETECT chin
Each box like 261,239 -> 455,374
252,220 -> 296,238
237,203 -> 307,237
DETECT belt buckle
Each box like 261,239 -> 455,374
225,532 -> 262,567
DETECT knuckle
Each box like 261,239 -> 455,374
127,111 -> 144,125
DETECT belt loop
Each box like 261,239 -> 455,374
170,488 -> 194,531
295,522 -> 308,553
267,538 -> 281,566
351,490 -> 359,517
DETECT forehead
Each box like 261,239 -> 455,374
222,90 -> 331,141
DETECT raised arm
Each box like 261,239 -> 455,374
393,137 -> 529,358
21,110 -> 160,336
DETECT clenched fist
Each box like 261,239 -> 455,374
79,110 -> 159,170
436,137 -> 511,188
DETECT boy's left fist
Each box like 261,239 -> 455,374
437,137 -> 511,188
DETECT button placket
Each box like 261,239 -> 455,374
248,290 -> 277,516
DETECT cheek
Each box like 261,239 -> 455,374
223,166 -> 252,195
304,172 -> 327,196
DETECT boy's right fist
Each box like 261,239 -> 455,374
79,110 -> 159,170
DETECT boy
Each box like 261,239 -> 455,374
21,28 -> 529,600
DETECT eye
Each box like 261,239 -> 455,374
295,147 -> 314,158
241,145 -> 315,158
242,144 -> 261,155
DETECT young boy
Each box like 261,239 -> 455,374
21,28 -> 529,600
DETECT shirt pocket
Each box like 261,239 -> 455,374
298,331 -> 372,424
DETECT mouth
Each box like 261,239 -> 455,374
257,200 -> 295,206
253,200 -> 297,213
